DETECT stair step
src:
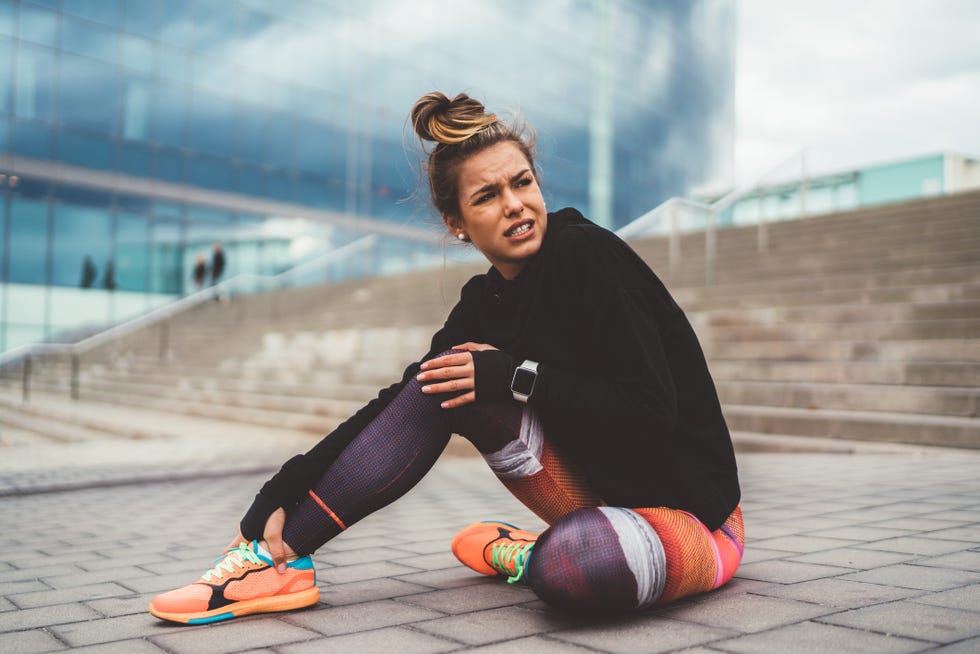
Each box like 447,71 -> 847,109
709,360 -> 980,387
722,404 -> 980,449
716,380 -> 979,417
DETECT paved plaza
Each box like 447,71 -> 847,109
1,415 -> 979,653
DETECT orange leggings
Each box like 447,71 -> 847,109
483,415 -> 744,611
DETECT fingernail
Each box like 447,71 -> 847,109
416,373 -> 424,381
441,401 -> 449,409
422,385 -> 430,393
277,564 -> 286,574
420,362 -> 428,370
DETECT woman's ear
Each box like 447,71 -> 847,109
442,213 -> 459,230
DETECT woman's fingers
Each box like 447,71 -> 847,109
224,531 -> 247,552
452,342 -> 498,352
420,376 -> 475,395
439,390 -> 476,408
264,508 -> 288,574
420,351 -> 471,371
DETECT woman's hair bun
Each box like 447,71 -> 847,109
411,92 -> 498,146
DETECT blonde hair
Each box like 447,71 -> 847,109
411,92 -> 537,219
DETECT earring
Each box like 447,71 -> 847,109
457,233 -> 466,241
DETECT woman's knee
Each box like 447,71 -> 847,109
527,507 -> 666,614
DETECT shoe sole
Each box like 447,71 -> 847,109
149,587 -> 320,624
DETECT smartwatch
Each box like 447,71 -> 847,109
511,360 -> 539,403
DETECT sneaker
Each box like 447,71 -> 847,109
451,521 -> 537,584
148,541 -> 319,624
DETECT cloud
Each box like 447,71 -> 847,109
736,0 -> 980,183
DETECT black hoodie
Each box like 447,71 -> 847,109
243,208 -> 740,535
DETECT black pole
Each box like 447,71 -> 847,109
159,319 -> 169,361
22,355 -> 31,403
71,353 -> 80,400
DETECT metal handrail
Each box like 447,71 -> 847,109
615,149 -> 809,283
0,234 -> 378,400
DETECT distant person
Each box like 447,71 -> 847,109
150,92 -> 742,624
210,243 -> 225,285
192,253 -> 207,291
103,260 -> 116,291
79,256 -> 96,289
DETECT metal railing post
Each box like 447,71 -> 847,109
159,319 -> 170,361
70,353 -> 80,400
705,206 -> 717,285
800,150 -> 809,219
757,187 -> 769,254
22,355 -> 31,402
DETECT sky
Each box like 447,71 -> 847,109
734,0 -> 980,185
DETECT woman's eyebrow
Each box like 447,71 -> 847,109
467,169 -> 531,201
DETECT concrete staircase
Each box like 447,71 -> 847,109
3,190 -> 979,450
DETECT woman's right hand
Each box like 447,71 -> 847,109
225,507 -> 290,574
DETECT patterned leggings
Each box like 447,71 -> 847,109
281,357 -> 743,612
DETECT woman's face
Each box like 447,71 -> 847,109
447,141 -> 548,280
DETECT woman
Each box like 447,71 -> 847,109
149,92 -> 742,623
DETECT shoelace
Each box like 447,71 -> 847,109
201,542 -> 262,582
490,541 -> 535,584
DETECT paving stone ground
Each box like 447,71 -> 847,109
1,427 -> 979,652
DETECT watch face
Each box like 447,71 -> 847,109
512,367 -> 537,395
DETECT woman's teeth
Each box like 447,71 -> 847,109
508,223 -> 531,236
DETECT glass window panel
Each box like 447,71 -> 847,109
122,77 -> 150,140
294,175 -> 325,208
122,0 -> 156,38
154,147 -> 185,183
119,33 -> 155,74
17,3 -> 58,47
9,195 -> 49,284
235,107 -> 267,163
51,184 -> 113,208
238,165 -> 264,196
117,140 -> 151,176
152,79 -> 187,147
157,0 -> 195,49
0,118 -> 8,152
0,39 -> 10,114
62,0 -> 121,27
186,205 -> 235,223
115,211 -> 148,292
56,128 -> 114,170
148,219 -> 182,294
293,118 -> 340,175
51,204 -> 112,309
188,155 -> 234,192
6,287 -> 48,345
60,15 -> 118,63
115,192 -> 150,214
187,89 -> 235,155
12,117 -> 51,159
58,54 -> 118,134
15,44 -> 56,122
266,173 -> 291,202
0,1 -> 12,37
157,42 -> 190,83
263,116 -> 293,168
151,200 -> 183,218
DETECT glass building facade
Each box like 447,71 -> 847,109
0,0 -> 734,351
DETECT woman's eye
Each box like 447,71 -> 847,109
517,177 -> 532,187
475,192 -> 494,204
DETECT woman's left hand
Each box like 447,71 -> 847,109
417,342 -> 498,408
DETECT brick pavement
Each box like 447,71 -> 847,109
1,447 -> 979,653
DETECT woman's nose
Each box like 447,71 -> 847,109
502,188 -> 524,215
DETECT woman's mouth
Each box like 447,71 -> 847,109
504,220 -> 534,239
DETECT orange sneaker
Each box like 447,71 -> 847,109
451,521 -> 537,583
148,541 -> 319,624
